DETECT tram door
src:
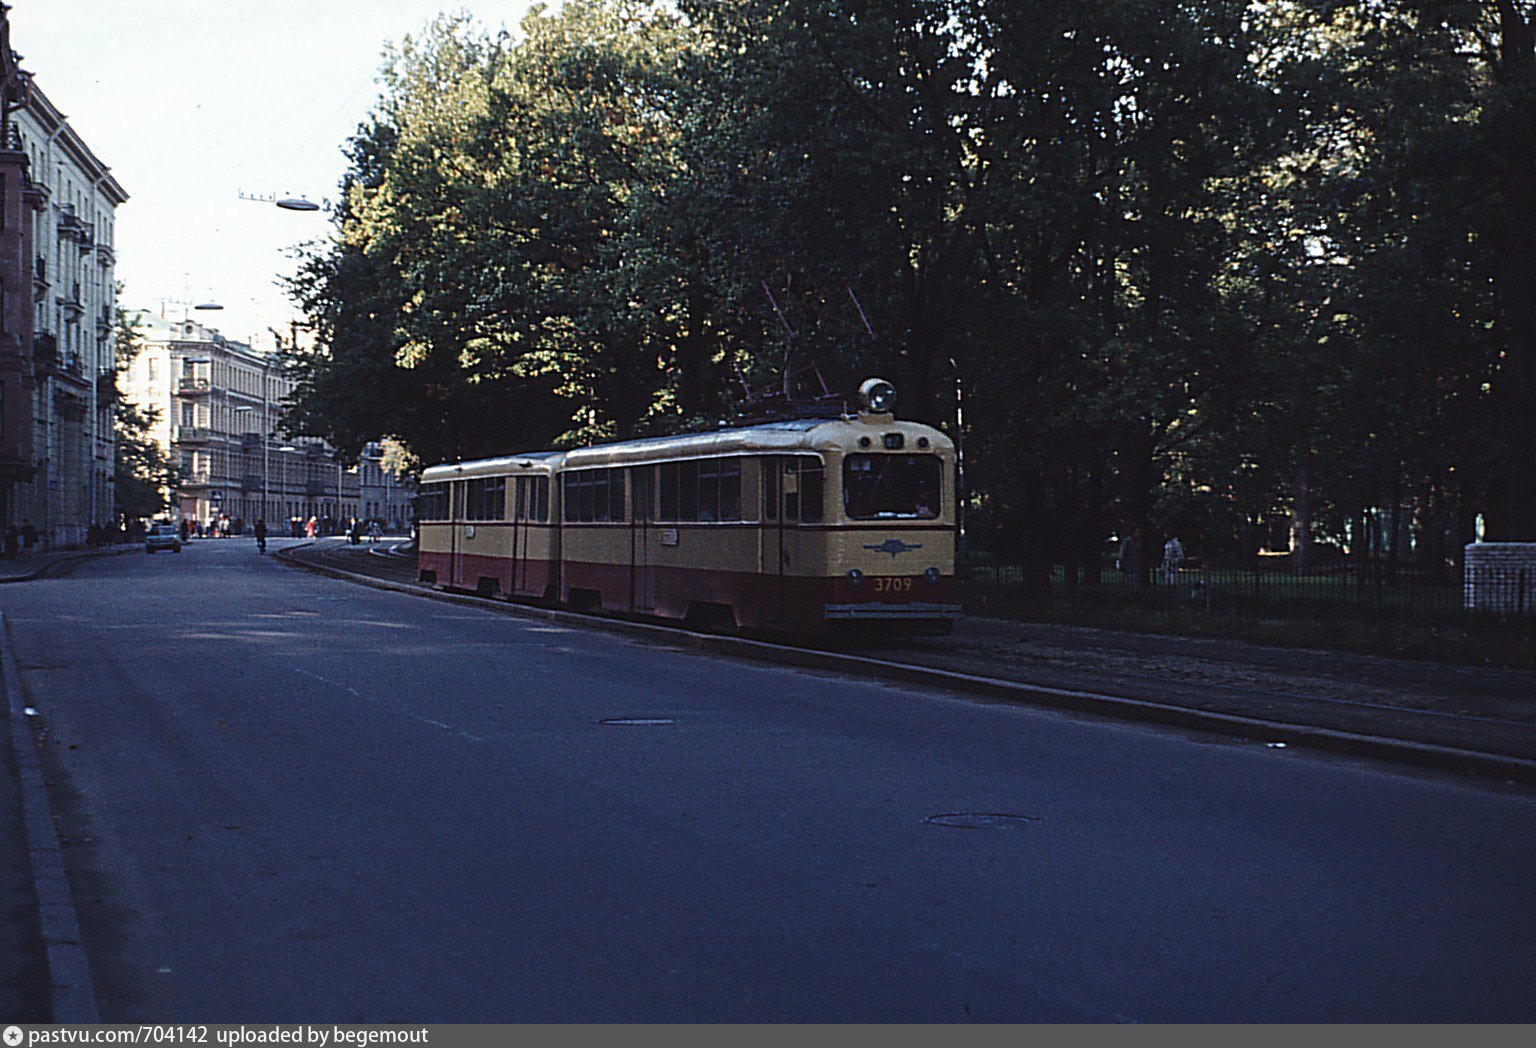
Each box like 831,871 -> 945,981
761,455 -> 824,624
762,457 -> 785,622
449,481 -> 466,588
630,466 -> 656,613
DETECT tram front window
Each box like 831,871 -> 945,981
843,454 -> 941,519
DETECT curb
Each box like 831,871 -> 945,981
1,612 -> 101,1022
0,545 -> 138,585
275,544 -> 1536,787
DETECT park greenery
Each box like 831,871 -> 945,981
280,0 -> 1536,576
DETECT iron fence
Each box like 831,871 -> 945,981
960,556 -> 1535,634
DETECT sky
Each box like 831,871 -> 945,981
10,0 -> 546,352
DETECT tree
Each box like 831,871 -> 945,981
112,297 -> 178,521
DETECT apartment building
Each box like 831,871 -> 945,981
123,312 -> 361,532
0,26 -> 128,546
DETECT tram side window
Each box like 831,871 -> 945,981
655,458 -> 742,523
417,482 -> 449,521
465,477 -> 506,521
783,457 -> 824,523
562,469 -> 625,523
514,475 -> 550,522
763,458 -> 778,522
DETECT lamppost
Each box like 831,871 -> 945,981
275,445 -> 297,534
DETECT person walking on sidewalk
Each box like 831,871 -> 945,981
1161,531 -> 1185,588
254,519 -> 268,555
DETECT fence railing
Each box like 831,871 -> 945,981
959,556 -> 1534,634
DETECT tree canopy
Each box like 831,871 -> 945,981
282,0 -> 1536,569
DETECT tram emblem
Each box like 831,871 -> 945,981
864,538 -> 923,558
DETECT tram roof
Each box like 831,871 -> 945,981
563,414 -> 953,467
419,450 -> 565,484
419,414 -> 953,481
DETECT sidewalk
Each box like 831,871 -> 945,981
2,695 -> 49,1019
878,615 -> 1536,772
0,541 -> 140,583
1,542 -> 134,1020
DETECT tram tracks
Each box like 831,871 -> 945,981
278,538 -> 1536,785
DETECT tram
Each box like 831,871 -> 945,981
415,378 -> 959,634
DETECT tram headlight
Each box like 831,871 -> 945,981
847,568 -> 864,587
924,567 -> 941,585
859,377 -> 897,414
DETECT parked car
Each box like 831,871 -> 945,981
145,522 -> 182,554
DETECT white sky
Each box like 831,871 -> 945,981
10,0 -> 545,352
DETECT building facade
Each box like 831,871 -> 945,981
358,441 -> 417,533
0,19 -> 127,547
123,312 -> 361,534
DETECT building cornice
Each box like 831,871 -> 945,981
24,82 -> 128,205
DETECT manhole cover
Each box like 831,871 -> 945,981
599,717 -> 676,727
925,812 -> 1038,830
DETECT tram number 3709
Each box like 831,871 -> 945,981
874,577 -> 914,593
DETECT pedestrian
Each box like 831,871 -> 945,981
254,518 -> 268,555
1117,526 -> 1144,591
305,516 -> 317,540
368,519 -> 381,543
20,519 -> 37,554
1161,531 -> 1185,587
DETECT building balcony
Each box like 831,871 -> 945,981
96,372 -> 118,405
179,470 -> 212,488
55,353 -> 88,388
33,333 -> 57,375
23,178 -> 49,210
57,208 -> 88,242
96,243 -> 116,266
240,432 -> 263,451
173,426 -> 214,445
173,377 -> 211,396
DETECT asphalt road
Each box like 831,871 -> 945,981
5,539 -> 1535,1021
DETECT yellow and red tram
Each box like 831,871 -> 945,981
415,379 -> 959,633
417,451 -> 562,599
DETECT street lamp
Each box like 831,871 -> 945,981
275,445 -> 297,533
238,189 -> 324,213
